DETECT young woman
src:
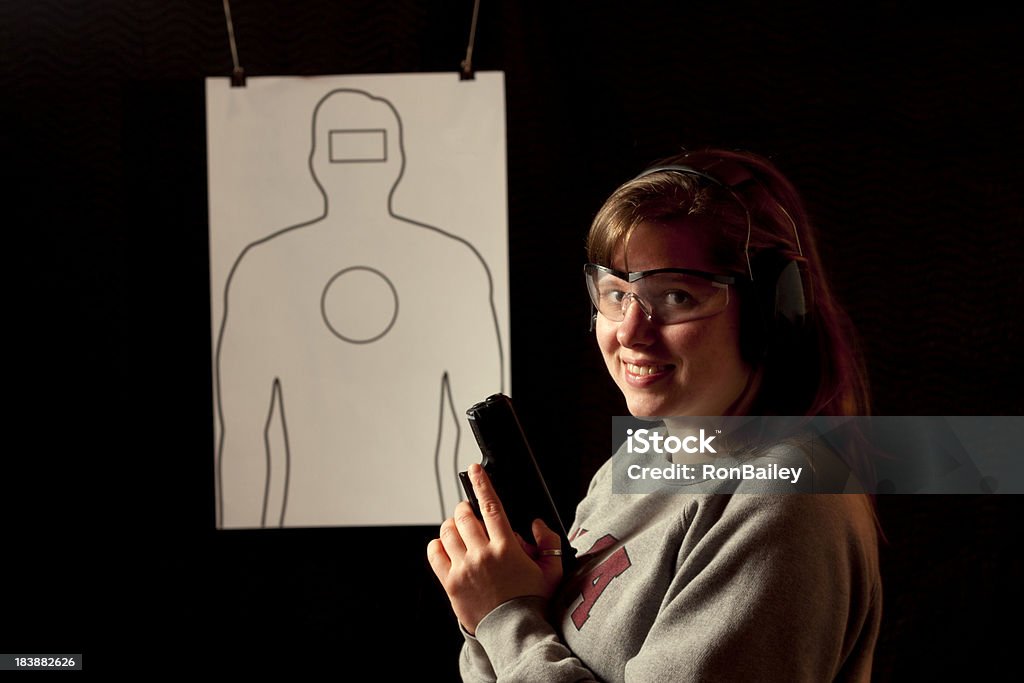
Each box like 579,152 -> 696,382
427,148 -> 882,681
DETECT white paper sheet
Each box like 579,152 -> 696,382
207,73 -> 509,528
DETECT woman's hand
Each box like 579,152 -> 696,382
427,463 -> 564,634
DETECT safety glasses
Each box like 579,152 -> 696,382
584,263 -> 736,325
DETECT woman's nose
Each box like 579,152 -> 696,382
616,294 -> 656,347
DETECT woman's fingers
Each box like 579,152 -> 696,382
437,516 -> 467,562
532,517 -> 562,551
426,492 -> 563,632
425,538 -> 451,581
468,463 -> 515,544
453,501 -> 489,549
532,518 -> 563,565
532,518 -> 565,594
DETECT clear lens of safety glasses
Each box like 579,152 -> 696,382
584,263 -> 735,324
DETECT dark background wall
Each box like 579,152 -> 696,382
4,0 -> 1021,677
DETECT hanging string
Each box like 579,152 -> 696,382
460,0 -> 482,80
222,0 -> 246,86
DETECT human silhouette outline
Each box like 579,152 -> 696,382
215,88 -> 504,528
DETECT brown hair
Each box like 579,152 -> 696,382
586,148 -> 870,417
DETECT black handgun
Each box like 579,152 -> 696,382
459,394 -> 575,570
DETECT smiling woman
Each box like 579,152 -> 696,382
428,147 -> 881,682
592,219 -> 753,417
587,148 -> 870,418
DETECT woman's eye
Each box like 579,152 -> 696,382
601,289 -> 626,303
662,290 -> 695,306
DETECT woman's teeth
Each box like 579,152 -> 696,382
626,363 -> 666,376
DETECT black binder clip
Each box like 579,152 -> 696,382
231,66 -> 246,88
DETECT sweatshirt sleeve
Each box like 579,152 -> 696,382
468,596 -> 600,682
458,625 -> 497,682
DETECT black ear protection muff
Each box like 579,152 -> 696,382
628,160 -> 810,361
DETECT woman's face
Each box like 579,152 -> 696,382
596,220 -> 753,417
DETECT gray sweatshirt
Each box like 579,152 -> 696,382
459,453 -> 882,681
